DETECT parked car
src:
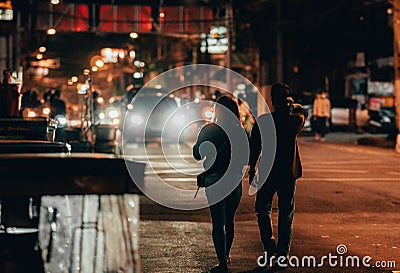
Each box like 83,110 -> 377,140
302,97 -> 363,132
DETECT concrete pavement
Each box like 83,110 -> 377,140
137,133 -> 400,273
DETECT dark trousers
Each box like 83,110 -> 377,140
255,179 -> 295,257
206,184 -> 242,263
315,116 -> 328,137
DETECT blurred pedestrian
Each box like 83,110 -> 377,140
237,97 -> 255,136
248,83 -> 308,270
313,90 -> 331,142
50,89 -> 66,118
193,95 -> 247,273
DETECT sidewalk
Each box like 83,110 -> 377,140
301,131 -> 396,149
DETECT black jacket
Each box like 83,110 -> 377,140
193,122 -> 248,177
249,106 -> 307,182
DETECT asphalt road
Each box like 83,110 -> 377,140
123,134 -> 400,273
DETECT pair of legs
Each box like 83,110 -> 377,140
315,116 -> 328,140
255,179 -> 295,258
207,184 -> 242,268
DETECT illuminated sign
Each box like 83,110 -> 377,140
0,0 -> 13,21
100,48 -> 125,63
30,58 -> 60,69
200,26 -> 228,54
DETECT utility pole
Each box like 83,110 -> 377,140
394,0 -> 400,153
276,0 -> 283,83
226,0 -> 233,92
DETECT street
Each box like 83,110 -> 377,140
123,134 -> 400,273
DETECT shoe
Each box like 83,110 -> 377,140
315,134 -> 320,141
210,264 -> 229,273
271,256 -> 288,272
271,262 -> 287,272
320,137 -> 325,142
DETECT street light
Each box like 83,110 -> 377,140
83,68 -> 90,76
130,32 -> 139,39
95,60 -> 104,68
50,0 -> 60,4
47,28 -> 56,35
36,53 -> 43,60
39,46 -> 46,53
92,66 -> 98,72
71,76 -> 78,83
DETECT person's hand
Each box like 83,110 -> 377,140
248,169 -> 256,185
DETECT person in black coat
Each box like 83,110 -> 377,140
193,95 -> 248,273
248,83 -> 308,269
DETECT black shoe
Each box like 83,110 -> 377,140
210,264 -> 229,273
271,258 -> 288,272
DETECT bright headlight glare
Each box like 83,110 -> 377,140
99,112 -> 105,120
131,115 -> 144,125
107,109 -> 120,119
42,107 -> 51,115
112,118 -> 120,126
27,110 -> 37,118
55,115 -> 67,127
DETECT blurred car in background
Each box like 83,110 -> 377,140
301,97 -> 370,132
123,88 -> 182,143
122,87 -> 216,144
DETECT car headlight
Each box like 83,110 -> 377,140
42,107 -> 51,116
27,110 -> 37,118
107,109 -> 120,119
131,115 -> 144,126
22,108 -> 38,119
55,115 -> 67,128
112,118 -> 121,126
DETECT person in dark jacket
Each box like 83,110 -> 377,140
193,95 -> 248,273
248,83 -> 308,269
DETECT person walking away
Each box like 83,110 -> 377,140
193,95 -> 248,273
313,90 -> 331,142
248,83 -> 308,270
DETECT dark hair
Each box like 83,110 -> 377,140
271,83 -> 291,100
216,95 -> 240,121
